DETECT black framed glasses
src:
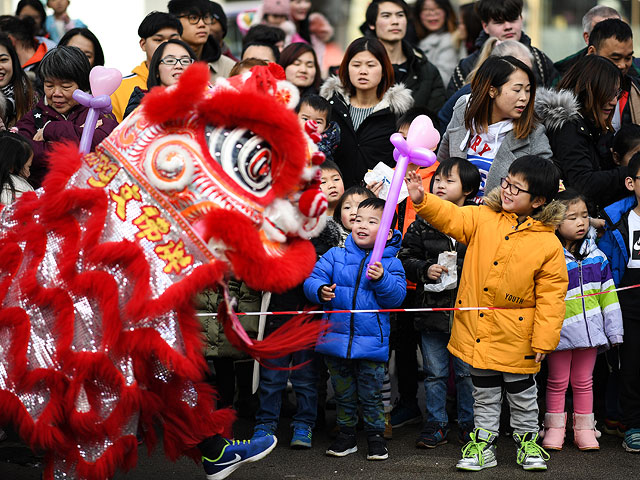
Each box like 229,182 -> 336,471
500,177 -> 532,196
160,56 -> 194,66
177,14 -> 214,25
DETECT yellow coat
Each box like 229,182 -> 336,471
110,62 -> 148,123
413,189 -> 568,374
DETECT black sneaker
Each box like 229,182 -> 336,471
367,433 -> 389,460
326,431 -> 357,457
416,423 -> 449,448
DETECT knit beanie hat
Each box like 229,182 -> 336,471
262,0 -> 290,17
208,1 -> 228,37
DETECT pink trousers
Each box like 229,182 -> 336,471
546,348 -> 598,414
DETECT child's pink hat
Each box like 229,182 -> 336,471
262,0 -> 290,16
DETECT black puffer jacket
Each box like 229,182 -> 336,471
320,76 -> 414,187
535,88 -> 629,211
395,41 -> 446,116
398,213 -> 469,333
447,31 -> 558,97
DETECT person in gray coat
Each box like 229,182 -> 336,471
437,55 -> 552,200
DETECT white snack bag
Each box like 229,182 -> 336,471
424,251 -> 458,292
363,162 -> 409,203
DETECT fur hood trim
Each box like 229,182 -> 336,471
320,75 -> 414,115
534,88 -> 581,132
483,187 -> 566,227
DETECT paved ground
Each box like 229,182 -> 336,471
2,412 -> 639,480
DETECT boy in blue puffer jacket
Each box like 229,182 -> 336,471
304,197 -> 406,462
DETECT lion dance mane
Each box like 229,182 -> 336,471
0,63 -> 328,479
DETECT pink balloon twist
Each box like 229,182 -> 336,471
73,66 -> 122,154
366,115 -> 440,278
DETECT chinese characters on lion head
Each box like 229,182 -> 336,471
0,62 -> 327,480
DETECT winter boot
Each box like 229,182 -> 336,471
573,413 -> 600,451
541,412 -> 566,450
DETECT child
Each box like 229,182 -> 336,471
611,124 -> 640,167
319,160 -> 344,217
251,203 -> 342,449
406,155 -> 568,471
297,94 -> 340,163
542,189 -> 623,451
16,46 -> 118,188
45,0 -> 87,43
332,186 -> 375,246
382,108 -> 440,432
399,158 -> 481,448
0,131 -> 34,205
303,197 -> 406,461
599,153 -> 640,453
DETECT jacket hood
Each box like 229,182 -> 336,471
564,226 -> 598,260
483,187 -> 566,227
603,195 -> 638,226
535,88 -> 581,132
344,229 -> 403,257
132,61 -> 149,81
320,76 -> 414,115
319,217 -> 343,249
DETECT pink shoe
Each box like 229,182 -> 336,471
541,412 -> 566,450
573,413 -> 600,451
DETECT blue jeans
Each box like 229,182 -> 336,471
420,332 -> 474,427
325,355 -> 385,433
254,349 -> 318,430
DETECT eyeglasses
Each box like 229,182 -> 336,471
500,177 -> 532,196
178,14 -> 214,25
160,56 -> 194,66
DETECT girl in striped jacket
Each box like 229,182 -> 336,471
542,189 -> 623,452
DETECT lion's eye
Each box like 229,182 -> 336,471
206,126 -> 272,196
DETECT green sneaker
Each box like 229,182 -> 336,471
456,428 -> 498,471
514,432 -> 550,471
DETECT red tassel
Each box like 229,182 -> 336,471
218,299 -> 326,361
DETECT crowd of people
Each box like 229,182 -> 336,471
1,0 -> 640,478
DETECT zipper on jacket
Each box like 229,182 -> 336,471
578,260 -> 592,346
347,251 -> 370,359
376,313 -> 383,344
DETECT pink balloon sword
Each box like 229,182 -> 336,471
366,115 -> 440,278
72,66 -> 122,154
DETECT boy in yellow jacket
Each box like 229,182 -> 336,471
406,156 -> 568,471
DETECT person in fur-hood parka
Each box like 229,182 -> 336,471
320,75 -> 413,188
319,37 -> 413,188
536,83 -> 630,210
411,184 -> 568,374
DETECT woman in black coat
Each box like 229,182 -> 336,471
320,37 -> 413,188
536,55 -> 628,211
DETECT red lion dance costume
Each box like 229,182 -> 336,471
0,63 -> 327,479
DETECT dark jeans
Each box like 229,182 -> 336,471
254,349 -> 318,430
325,355 -> 385,433
620,318 -> 640,428
392,290 -> 420,408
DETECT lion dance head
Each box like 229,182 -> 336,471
0,63 -> 326,479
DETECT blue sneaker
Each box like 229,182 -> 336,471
623,428 -> 640,453
290,425 -> 312,449
390,403 -> 422,428
202,436 -> 277,480
252,424 -> 275,439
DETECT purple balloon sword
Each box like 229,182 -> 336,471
366,115 -> 440,278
